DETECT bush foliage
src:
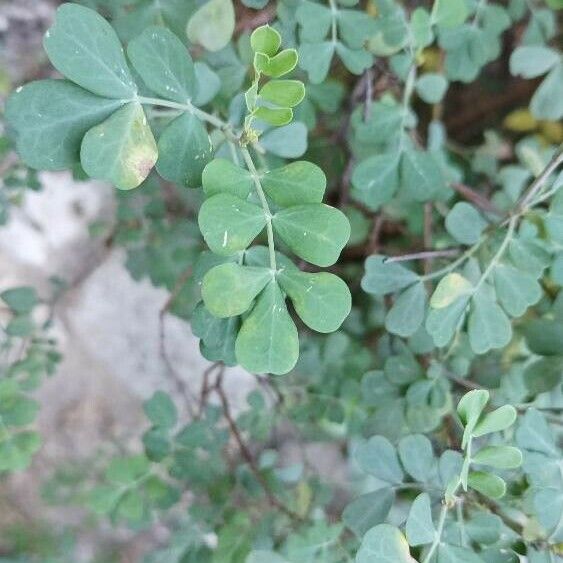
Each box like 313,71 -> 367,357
1,0 -> 563,561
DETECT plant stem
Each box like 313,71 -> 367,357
241,147 -> 277,270
215,380 -> 302,521
137,95 -> 238,143
328,0 -> 338,43
422,502 -> 448,563
398,64 -> 417,153
517,147 -> 563,211
473,216 -> 516,292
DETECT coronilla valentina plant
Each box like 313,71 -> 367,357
2,0 -> 563,562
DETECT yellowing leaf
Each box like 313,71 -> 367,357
430,273 -> 473,309
81,102 -> 157,190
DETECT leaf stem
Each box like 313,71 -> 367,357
137,95 -> 238,142
422,502 -> 448,563
328,0 -> 338,43
473,216 -> 516,293
517,147 -> 563,211
241,146 -> 277,271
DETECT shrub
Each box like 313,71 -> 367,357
2,0 -> 563,561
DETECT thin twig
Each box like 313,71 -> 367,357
366,213 -> 384,254
215,380 -> 303,522
384,248 -> 461,263
158,267 -> 197,417
423,203 -> 433,275
517,148 -> 563,211
450,182 -> 502,216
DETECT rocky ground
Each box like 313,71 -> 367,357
0,1 -> 254,559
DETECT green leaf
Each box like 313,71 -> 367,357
106,455 -> 150,484
278,270 -> 351,333
523,357 -> 563,395
260,122 -> 308,158
202,159 -> 253,199
493,264 -> 542,317
87,485 -> 122,515
44,4 -> 136,99
1,287 -> 38,314
355,436 -> 404,484
415,73 -> 448,104
338,9 -> 378,49
343,489 -> 394,538
250,25 -> 281,56
411,8 -> 434,49
336,43 -> 373,75
298,42 -> 335,84
467,471 -> 506,499
259,80 -> 305,108
524,319 -> 563,356
356,524 -> 413,563
6,80 -> 122,170
191,303 -> 238,366
193,62 -> 221,106
406,493 -> 436,546
516,409 -> 558,457
398,434 -> 435,482
262,161 -> 326,208
472,445 -> 522,469
351,154 -> 400,210
127,26 -> 195,103
235,281 -> 298,375
156,113 -> 213,187
400,149 -> 445,202
385,282 -> 427,338
430,273 -> 473,308
254,106 -> 293,126
272,204 -> 350,267
296,1 -> 333,42
457,389 -> 489,448
143,391 -> 177,429
445,203 -> 488,245
426,293 -> 470,347
254,49 -> 299,78
81,102 -> 157,190
362,255 -> 420,296
509,238 -> 550,277
468,287 -> 512,354
202,263 -> 271,318
509,46 -> 561,79
187,0 -> 235,52
472,405 -> 517,437
198,194 -> 266,255
465,513 -> 502,545
431,0 -> 468,27
0,432 -> 41,472
530,63 -> 563,121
